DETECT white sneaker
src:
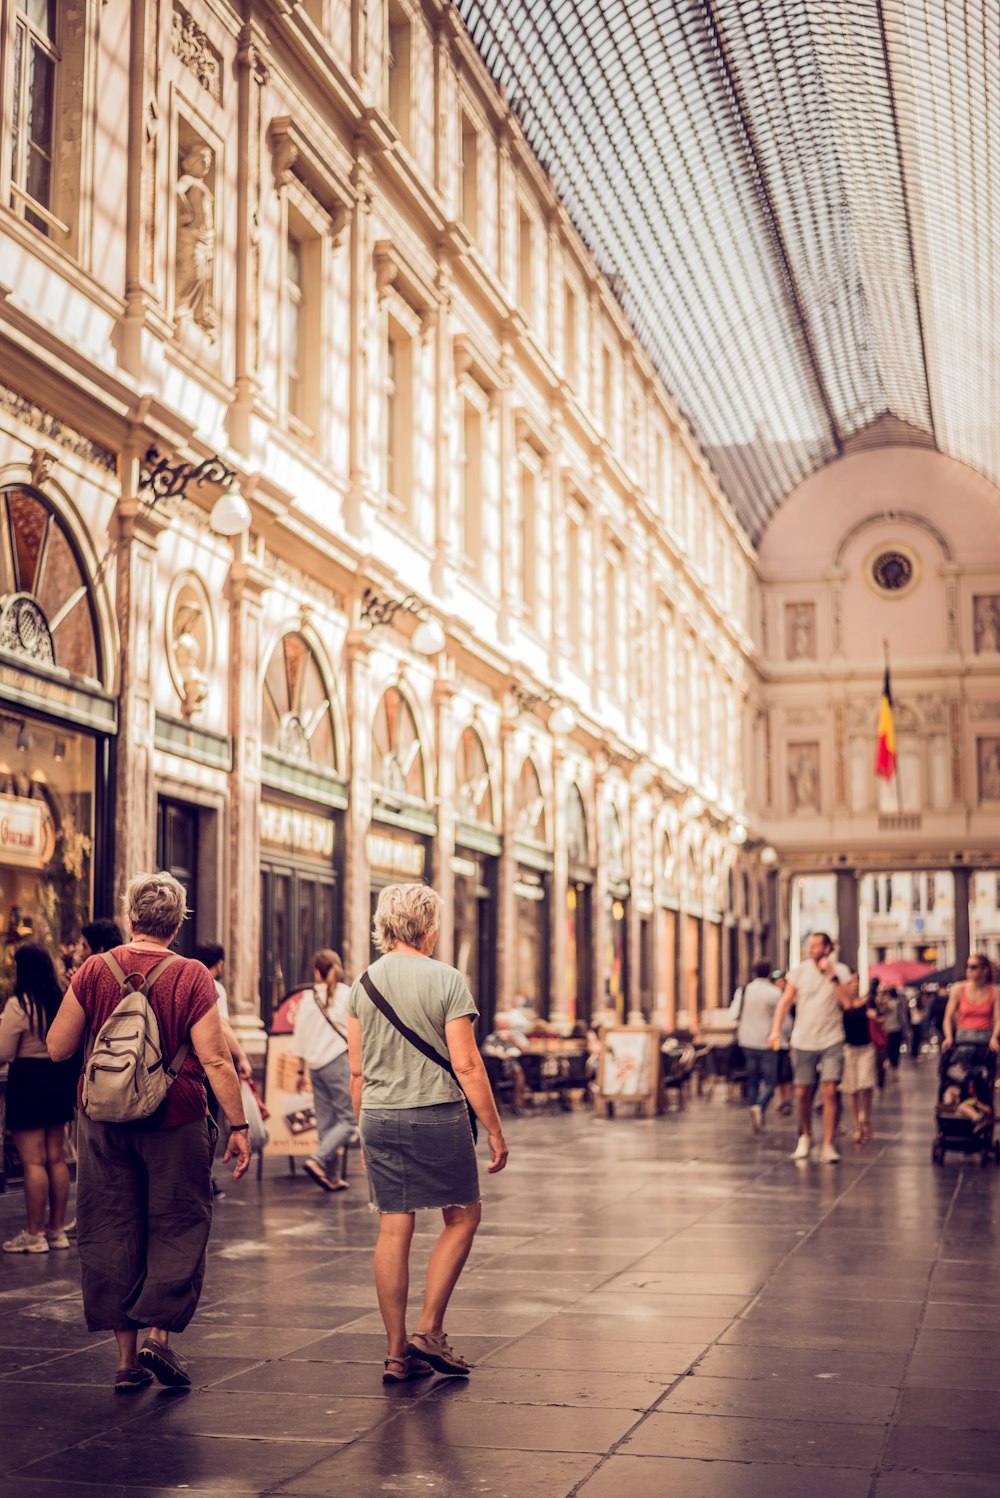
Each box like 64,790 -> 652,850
791,1134 -> 812,1160
46,1229 -> 71,1249
819,1143 -> 841,1164
3,1230 -> 49,1254
749,1104 -> 764,1134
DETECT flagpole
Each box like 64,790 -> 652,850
884,639 -> 903,814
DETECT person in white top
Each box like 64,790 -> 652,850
732,959 -> 786,1134
769,932 -> 852,1164
291,949 -> 353,1192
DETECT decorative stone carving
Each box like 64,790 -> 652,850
788,742 -> 820,813
895,699 -> 919,733
167,578 -> 214,721
175,140 -> 218,339
974,595 -> 1000,654
785,705 -> 824,727
28,448 -> 57,487
171,4 -> 223,104
0,383 -> 116,472
970,701 -> 1000,722
0,593 -> 56,666
785,601 -> 815,660
917,693 -> 948,728
977,738 -> 1000,803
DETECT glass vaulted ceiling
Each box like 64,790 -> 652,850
455,0 -> 1000,543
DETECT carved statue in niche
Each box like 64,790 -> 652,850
788,743 -> 820,813
974,595 -> 1000,654
175,142 -> 218,339
978,739 -> 1000,802
785,602 -> 815,661
170,593 -> 211,721
174,628 -> 208,720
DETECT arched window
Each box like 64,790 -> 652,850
566,784 -> 590,867
372,686 -> 426,801
0,486 -> 101,681
456,726 -> 494,825
262,632 -> 337,769
514,757 -> 547,845
606,805 -> 628,884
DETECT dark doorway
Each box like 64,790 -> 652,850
156,798 -> 199,957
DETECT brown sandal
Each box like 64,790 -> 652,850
382,1354 -> 434,1382
407,1331 -> 471,1376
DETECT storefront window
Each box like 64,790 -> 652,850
514,868 -> 548,1010
0,717 -> 94,999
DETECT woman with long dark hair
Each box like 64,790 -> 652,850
0,943 -> 78,1253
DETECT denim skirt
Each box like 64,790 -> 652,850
360,1101 -> 480,1213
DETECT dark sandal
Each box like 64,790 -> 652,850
114,1366 -> 153,1393
407,1332 -> 471,1376
302,1159 -> 339,1192
382,1354 -> 434,1383
137,1338 -> 191,1388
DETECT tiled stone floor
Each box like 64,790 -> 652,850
1,1061 -> 999,1497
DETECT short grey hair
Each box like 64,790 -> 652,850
123,872 -> 188,941
372,883 -> 442,954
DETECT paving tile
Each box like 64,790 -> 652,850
421,1364 -> 671,1410
483,1337 -> 701,1375
896,1386 -> 1000,1431
285,1330 -> 505,1365
7,1344 -> 263,1389
272,1441 -> 596,1497
361,1396 -> 637,1453
19,1433 -> 344,1492
903,1353 -> 1000,1392
620,1411 -> 884,1467
883,1424 -> 1000,1475
144,1389 -> 396,1442
575,1454 -> 873,1498
876,1474 -> 1000,1498
0,1382 -> 147,1474
693,1342 -> 908,1386
663,1372 -> 897,1423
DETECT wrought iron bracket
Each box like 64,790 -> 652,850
139,446 -> 237,502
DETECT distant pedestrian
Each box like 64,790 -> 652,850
943,956 -> 1000,1056
1,945 -> 78,1254
291,949 -> 354,1192
348,883 -> 508,1383
46,872 -> 251,1393
840,973 -> 877,1142
76,919 -> 125,967
194,943 -> 253,1081
733,959 -> 784,1134
769,932 -> 851,1163
880,987 -> 905,1079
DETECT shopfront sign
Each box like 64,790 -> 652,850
0,661 -> 118,733
367,832 -> 425,878
259,802 -> 335,860
0,793 -> 48,869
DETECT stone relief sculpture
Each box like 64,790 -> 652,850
175,143 -> 218,339
974,595 -> 1000,653
786,602 -> 815,660
978,739 -> 1000,802
168,589 -> 212,721
789,743 -> 820,813
174,628 -> 209,719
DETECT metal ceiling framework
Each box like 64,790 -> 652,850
455,0 -> 1000,543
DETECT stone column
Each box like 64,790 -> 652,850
626,792 -> 644,1022
953,867 -> 971,972
549,743 -> 569,1026
496,713 -> 517,1010
836,868 -> 860,969
112,488 -> 169,905
432,672 -> 457,962
343,626 -> 375,980
591,773 -> 609,1015
226,554 -> 269,1037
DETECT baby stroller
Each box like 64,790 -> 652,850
933,1042 -> 999,1166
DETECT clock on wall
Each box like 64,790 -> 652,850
865,544 -> 920,599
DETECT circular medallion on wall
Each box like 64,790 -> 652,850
165,573 -> 216,720
865,543 -> 921,600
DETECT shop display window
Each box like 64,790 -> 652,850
514,868 -> 548,1013
0,716 -> 94,1000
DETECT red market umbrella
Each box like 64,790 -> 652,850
869,959 -> 933,986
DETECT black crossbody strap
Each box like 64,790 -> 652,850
315,990 -> 348,1043
360,971 -> 478,1143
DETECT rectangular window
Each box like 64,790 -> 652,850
566,510 -> 582,661
518,207 -> 533,317
519,461 -> 537,620
602,345 -> 614,436
460,398 -> 482,567
459,112 -> 478,235
283,231 -> 304,421
385,319 -> 413,511
10,0 -> 59,235
605,543 -> 621,686
563,282 -> 577,383
386,3 -> 411,148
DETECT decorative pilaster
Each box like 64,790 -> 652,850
496,713 -> 517,1010
226,554 -> 269,1030
343,622 -> 376,980
548,743 -> 569,1026
346,151 -> 375,540
230,24 -> 270,454
432,672 -> 457,962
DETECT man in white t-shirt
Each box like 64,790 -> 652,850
769,932 -> 852,1164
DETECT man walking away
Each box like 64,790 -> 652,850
735,960 -> 784,1134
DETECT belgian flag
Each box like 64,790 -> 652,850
875,665 -> 896,781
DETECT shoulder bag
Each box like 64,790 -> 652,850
360,971 -> 478,1143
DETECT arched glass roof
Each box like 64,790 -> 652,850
456,0 -> 1000,541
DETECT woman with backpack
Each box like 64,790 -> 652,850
46,871 -> 252,1393
0,943 -> 79,1254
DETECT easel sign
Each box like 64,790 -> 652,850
597,1026 -> 661,1117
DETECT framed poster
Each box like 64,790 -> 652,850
597,1026 -> 661,1116
263,1032 -> 319,1157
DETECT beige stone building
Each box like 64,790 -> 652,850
0,0 -> 763,1045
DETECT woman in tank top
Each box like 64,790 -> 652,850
943,955 -> 1000,1052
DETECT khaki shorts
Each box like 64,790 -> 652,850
792,1043 -> 844,1087
841,1044 -> 876,1093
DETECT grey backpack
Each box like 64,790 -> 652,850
80,952 -> 188,1123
